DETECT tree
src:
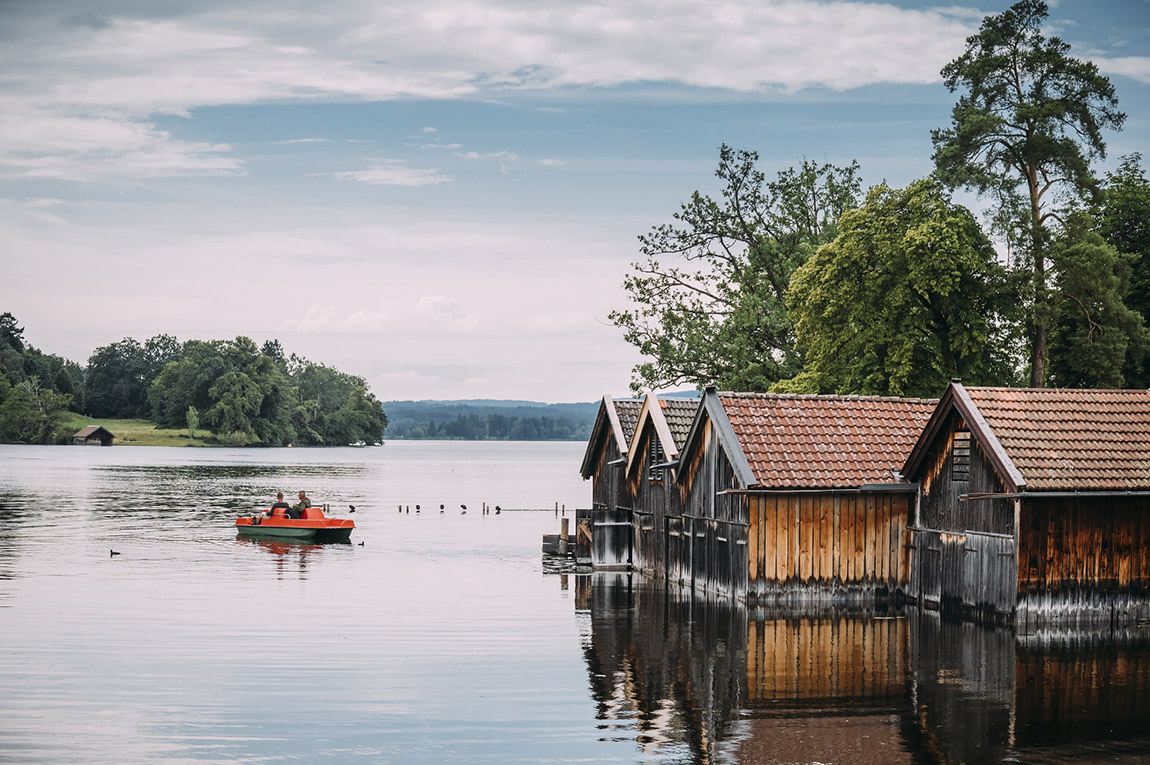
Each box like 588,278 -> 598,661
1046,214 -> 1148,387
609,144 -> 861,392
288,356 -> 387,445
785,179 -> 1021,397
0,377 -> 72,444
186,405 -> 199,439
931,0 -> 1125,386
1093,154 -> 1150,386
149,337 -> 295,444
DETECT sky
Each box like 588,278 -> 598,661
2,0 -> 1148,404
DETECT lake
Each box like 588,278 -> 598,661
1,442 -> 1148,764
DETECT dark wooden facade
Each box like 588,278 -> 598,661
580,396 -> 641,569
903,382 -> 1150,626
621,395 -> 698,581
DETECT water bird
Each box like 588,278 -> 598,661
415,504 -> 420,510
495,505 -> 501,515
109,549 -> 120,557
358,540 -> 365,546
349,505 -> 356,513
461,504 -> 467,515
439,504 -> 444,510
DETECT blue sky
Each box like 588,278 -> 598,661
2,0 -> 1147,402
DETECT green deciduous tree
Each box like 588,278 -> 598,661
1093,154 -> 1150,386
609,144 -> 861,392
0,377 -> 72,444
1046,214 -> 1149,387
785,179 -> 1021,397
149,337 -> 295,445
931,0 -> 1125,386
288,356 -> 387,445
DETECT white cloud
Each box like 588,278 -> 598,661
537,158 -> 566,166
328,159 -> 453,186
456,150 -> 518,160
280,302 -> 395,333
0,1 -> 985,181
413,295 -> 483,333
272,137 -> 332,144
1097,56 -> 1150,83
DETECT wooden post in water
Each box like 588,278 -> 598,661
560,518 -> 569,556
554,502 -> 558,517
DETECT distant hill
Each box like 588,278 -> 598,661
382,399 -> 599,441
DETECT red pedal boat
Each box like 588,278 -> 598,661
235,506 -> 355,543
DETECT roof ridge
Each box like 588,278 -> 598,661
717,391 -> 938,404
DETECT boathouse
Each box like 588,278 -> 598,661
901,382 -> 1150,626
580,395 -> 642,568
73,425 -> 114,446
669,389 -> 935,601
623,394 -> 700,577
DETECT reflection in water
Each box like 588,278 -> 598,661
580,574 -> 1150,764
234,536 -> 332,580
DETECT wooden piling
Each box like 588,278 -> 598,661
560,518 -> 569,555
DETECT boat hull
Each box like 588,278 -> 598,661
235,512 -> 354,543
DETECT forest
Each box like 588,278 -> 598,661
611,1 -> 1149,397
0,314 -> 387,446
382,400 -> 596,440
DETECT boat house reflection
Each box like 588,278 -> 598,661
577,573 -> 1150,763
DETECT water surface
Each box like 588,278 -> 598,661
1,442 -> 1148,764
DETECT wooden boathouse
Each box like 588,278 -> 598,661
73,425 -> 115,446
902,382 -> 1150,626
667,390 -> 936,602
580,395 -> 642,568
623,394 -> 700,577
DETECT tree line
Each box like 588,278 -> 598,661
611,0 -> 1149,397
0,315 -> 387,446
383,400 -> 596,440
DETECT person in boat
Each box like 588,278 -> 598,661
289,490 -> 311,519
252,492 -> 291,524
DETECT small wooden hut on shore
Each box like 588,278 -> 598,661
670,390 -> 936,602
901,382 -> 1150,626
580,396 -> 642,568
73,425 -> 114,446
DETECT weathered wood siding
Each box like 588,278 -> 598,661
911,413 -> 1018,620
746,492 -> 912,604
1016,496 -> 1150,627
589,431 -> 633,569
627,423 -> 676,578
673,418 -> 748,599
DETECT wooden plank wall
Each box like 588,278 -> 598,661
746,492 -> 911,604
911,412 -> 1019,621
1016,497 -> 1150,627
628,424 -> 676,578
910,528 -> 1016,620
589,433 -> 634,569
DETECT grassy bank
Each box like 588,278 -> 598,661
60,413 -> 212,447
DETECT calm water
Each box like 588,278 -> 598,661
1,442 -> 1148,764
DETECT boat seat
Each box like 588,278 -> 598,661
301,507 -> 325,520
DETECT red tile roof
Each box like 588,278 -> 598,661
965,387 -> 1150,491
718,393 -> 936,489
